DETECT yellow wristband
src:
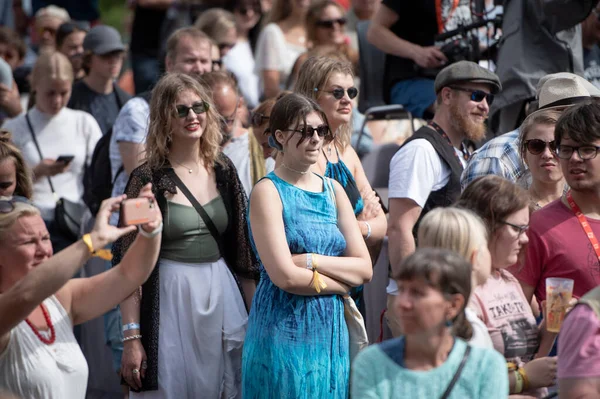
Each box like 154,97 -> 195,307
82,234 -> 113,261
308,253 -> 327,293
513,370 -> 523,394
507,362 -> 517,372
517,367 -> 529,391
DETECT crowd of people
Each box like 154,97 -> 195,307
1,0 -> 600,398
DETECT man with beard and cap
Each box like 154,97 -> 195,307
385,60 -> 500,337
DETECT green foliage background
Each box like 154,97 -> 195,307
98,0 -> 130,41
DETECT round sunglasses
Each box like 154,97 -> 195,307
284,124 -> 330,138
314,87 -> 358,100
175,102 -> 209,118
450,86 -> 495,106
524,139 -> 557,155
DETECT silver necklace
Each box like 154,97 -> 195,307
171,159 -> 195,174
281,162 -> 308,175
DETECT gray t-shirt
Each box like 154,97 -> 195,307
69,80 -> 121,135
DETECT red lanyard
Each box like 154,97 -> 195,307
428,122 -> 470,163
566,190 -> 600,264
436,0 -> 460,34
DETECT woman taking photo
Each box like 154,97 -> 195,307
417,207 -> 494,349
352,248 -> 508,398
294,55 -> 386,312
0,188 -> 162,398
457,175 -> 558,397
243,93 -> 371,397
1,51 -> 102,252
518,109 -> 565,211
0,130 -> 32,198
115,73 -> 258,398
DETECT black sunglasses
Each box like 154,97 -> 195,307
316,18 -> 347,29
450,86 -> 495,106
236,5 -> 261,15
0,196 -> 33,214
524,139 -> 557,155
315,87 -> 358,100
251,112 -> 269,127
285,125 -> 330,138
175,102 -> 209,118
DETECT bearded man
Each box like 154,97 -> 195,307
384,61 -> 500,337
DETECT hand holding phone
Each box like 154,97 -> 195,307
120,197 -> 158,226
56,155 -> 75,164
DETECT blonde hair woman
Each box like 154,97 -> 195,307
0,189 -> 162,398
293,55 -> 387,314
254,0 -> 311,98
114,73 -> 258,398
417,207 -> 493,349
1,52 -> 102,252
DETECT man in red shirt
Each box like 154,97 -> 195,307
514,101 -> 600,304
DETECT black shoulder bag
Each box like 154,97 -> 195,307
26,113 -> 86,241
440,345 -> 471,399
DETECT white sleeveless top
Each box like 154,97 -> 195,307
0,295 -> 89,398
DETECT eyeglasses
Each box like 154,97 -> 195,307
524,139 -> 557,155
315,87 -> 358,100
285,125 -> 330,138
251,112 -> 269,127
556,144 -> 600,160
175,102 -> 209,118
315,18 -> 347,29
501,221 -> 529,236
449,86 -> 495,106
0,196 -> 33,214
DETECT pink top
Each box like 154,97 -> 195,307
509,199 -> 600,302
558,304 -> 600,379
470,269 -> 539,364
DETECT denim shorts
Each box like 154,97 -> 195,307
390,78 -> 437,119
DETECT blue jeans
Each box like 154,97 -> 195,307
390,78 -> 437,119
131,54 -> 161,94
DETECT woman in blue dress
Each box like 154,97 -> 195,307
242,93 -> 372,398
294,56 -> 387,313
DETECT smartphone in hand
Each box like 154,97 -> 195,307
56,155 -> 75,164
120,197 -> 158,226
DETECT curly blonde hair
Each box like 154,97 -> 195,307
294,55 -> 354,149
145,73 -> 223,170
0,130 -> 33,199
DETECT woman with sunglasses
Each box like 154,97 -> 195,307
518,109 -> 566,211
242,92 -> 371,397
295,55 -> 387,313
114,73 -> 258,398
0,187 -> 162,398
288,0 -> 358,88
457,175 -> 559,397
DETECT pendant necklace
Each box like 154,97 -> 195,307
171,159 -> 195,174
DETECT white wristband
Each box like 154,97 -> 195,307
138,221 -> 163,238
363,221 -> 372,240
306,253 -> 313,270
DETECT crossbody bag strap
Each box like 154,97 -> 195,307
167,168 -> 223,251
440,344 -> 471,399
25,113 -> 56,196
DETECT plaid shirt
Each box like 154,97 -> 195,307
461,129 -> 530,190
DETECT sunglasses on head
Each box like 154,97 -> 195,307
251,112 -> 269,127
316,18 -> 347,29
315,87 -> 358,100
450,86 -> 495,106
285,124 -> 330,139
0,196 -> 33,214
175,102 -> 209,118
524,139 -> 557,155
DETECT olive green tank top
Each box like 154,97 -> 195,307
160,197 -> 228,263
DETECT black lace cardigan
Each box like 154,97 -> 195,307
111,153 -> 260,391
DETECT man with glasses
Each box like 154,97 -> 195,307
201,70 -> 274,196
385,61 -> 499,336
462,73 -> 600,191
513,101 -> 600,308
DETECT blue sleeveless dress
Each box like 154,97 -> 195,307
323,148 -> 366,311
242,172 -> 350,399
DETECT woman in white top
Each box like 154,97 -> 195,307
0,187 -> 162,399
254,0 -> 310,98
416,207 -> 494,349
1,52 -> 102,252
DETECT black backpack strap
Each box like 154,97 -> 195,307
167,168 -> 223,252
25,113 -> 56,195
440,344 -> 471,399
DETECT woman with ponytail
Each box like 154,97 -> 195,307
351,248 -> 507,398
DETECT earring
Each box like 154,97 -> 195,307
445,318 -> 453,328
